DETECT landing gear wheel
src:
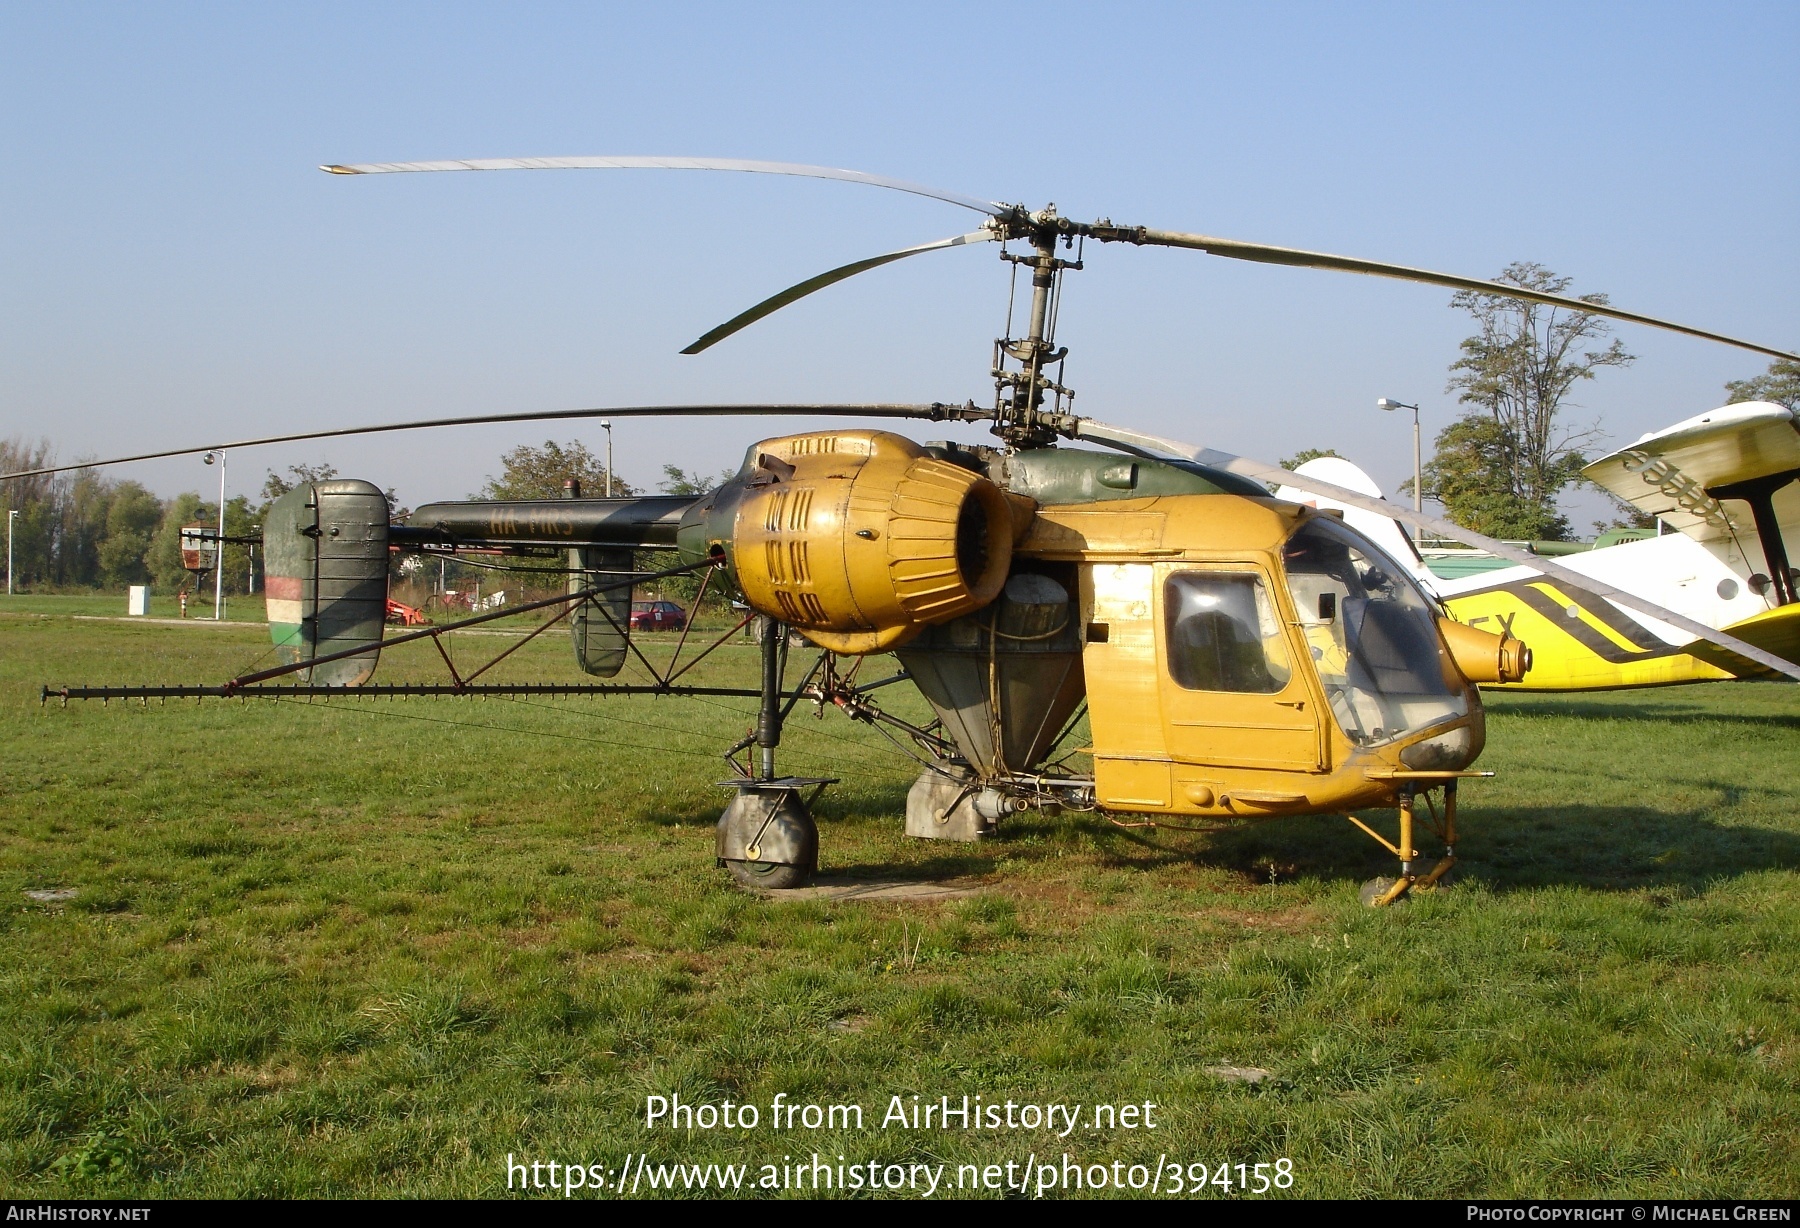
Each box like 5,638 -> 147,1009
1359,876 -> 1410,907
725,858 -> 812,891
1413,865 -> 1458,892
716,780 -> 823,893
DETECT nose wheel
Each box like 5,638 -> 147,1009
1349,773 -> 1486,906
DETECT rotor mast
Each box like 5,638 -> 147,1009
992,208 -> 1081,447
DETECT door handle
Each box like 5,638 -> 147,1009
1275,700 -> 1306,710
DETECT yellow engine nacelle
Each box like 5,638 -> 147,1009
685,431 -> 1026,654
1438,616 -> 1532,684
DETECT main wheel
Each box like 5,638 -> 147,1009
717,785 -> 819,891
725,858 -> 811,890
1414,865 -> 1458,891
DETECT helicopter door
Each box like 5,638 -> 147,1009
1156,565 -> 1324,773
1084,563 -> 1176,808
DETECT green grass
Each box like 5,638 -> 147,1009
0,605 -> 1796,1198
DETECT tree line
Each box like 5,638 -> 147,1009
0,448 -> 346,594
0,430 -> 731,600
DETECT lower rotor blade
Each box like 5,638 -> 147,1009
1075,416 -> 1800,683
682,229 -> 997,354
1097,227 -> 1798,363
0,402 -> 987,482
320,156 -> 1004,217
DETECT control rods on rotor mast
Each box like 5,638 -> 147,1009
994,215 -> 1079,446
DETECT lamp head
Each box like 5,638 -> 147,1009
203,451 -> 220,465
599,419 -> 612,430
1377,398 -> 1397,412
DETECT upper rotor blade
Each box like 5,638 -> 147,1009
1106,227 -> 1798,362
320,156 -> 1005,217
0,403 -> 986,482
1075,416 -> 1800,684
682,229 -> 997,355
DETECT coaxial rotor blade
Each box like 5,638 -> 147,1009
320,156 -> 1005,217
0,402 -> 988,482
1094,227 -> 1798,362
1075,416 -> 1800,683
682,229 -> 998,355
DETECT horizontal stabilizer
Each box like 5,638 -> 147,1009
1683,603 -> 1800,679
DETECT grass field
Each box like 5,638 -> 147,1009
0,596 -> 1796,1198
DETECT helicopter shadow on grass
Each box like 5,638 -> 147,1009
625,779 -> 1800,897
1054,797 -> 1800,898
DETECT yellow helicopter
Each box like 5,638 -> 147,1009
22,157 -> 1800,905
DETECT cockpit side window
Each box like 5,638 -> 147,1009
1163,572 -> 1293,694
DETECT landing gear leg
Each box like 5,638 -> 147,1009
716,618 -> 832,890
1351,781 -> 1459,907
1411,780 -> 1459,891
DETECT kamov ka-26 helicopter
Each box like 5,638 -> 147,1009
29,157 -> 1800,904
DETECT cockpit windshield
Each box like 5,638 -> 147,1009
1283,516 -> 1467,746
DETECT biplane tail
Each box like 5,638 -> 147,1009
259,427 -> 1023,688
262,483 -> 702,686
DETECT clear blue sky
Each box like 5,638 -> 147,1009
2,2 -> 1794,523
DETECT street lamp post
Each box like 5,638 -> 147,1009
203,450 -> 226,620
600,420 -> 614,497
6,508 -> 16,596
1378,398 -> 1422,541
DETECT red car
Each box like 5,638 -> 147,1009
629,600 -> 687,632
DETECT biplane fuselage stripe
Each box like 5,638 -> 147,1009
1464,580 -> 1685,663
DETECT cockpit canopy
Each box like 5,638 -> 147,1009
1280,515 -> 1468,746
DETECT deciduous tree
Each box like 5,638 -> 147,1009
97,481 -> 163,587
1420,415 -> 1572,540
478,440 -> 635,500
658,463 -> 738,495
1436,262 -> 1634,539
1278,447 -> 1343,472
1724,357 -> 1800,411
261,462 -> 339,504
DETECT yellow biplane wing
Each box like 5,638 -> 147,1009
1584,400 -> 1800,546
